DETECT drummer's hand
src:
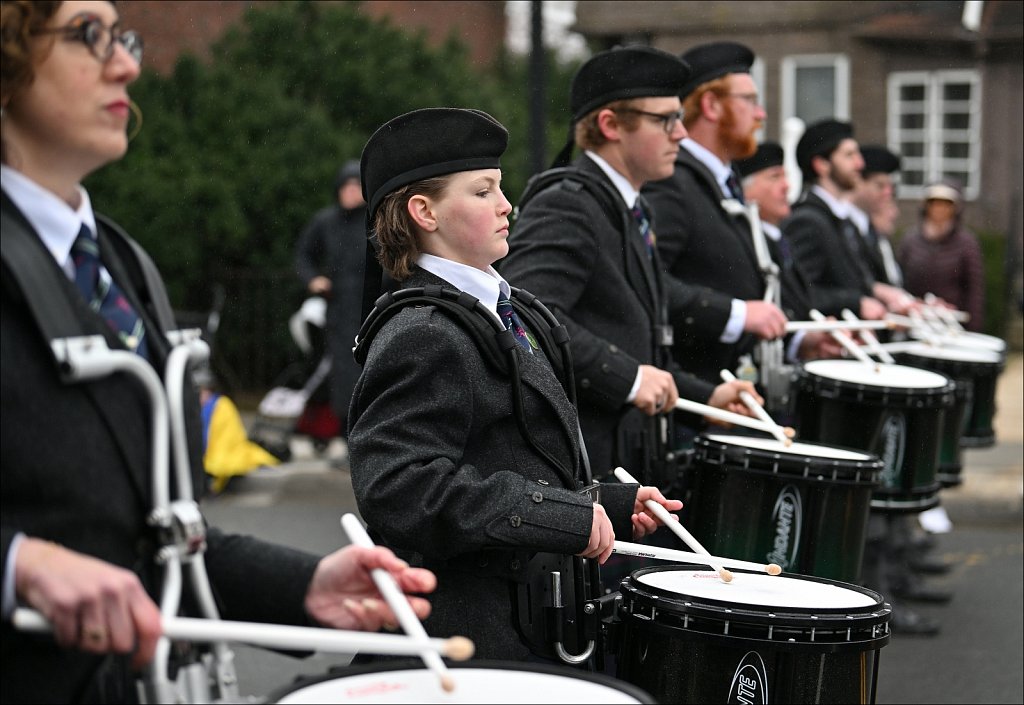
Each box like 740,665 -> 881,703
631,487 -> 683,540
14,537 -> 163,669
859,296 -> 887,320
798,331 -> 845,360
578,503 -> 615,564
633,366 -> 679,416
744,300 -> 788,340
305,545 -> 437,632
705,380 -> 762,424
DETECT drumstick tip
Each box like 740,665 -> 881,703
443,636 -> 475,661
766,563 -> 782,576
718,568 -> 734,583
440,674 -> 457,692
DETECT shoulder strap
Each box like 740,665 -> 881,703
514,167 -> 626,232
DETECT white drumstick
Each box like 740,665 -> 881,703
613,467 -> 732,583
613,540 -> 782,576
810,309 -> 878,369
785,319 -> 892,332
11,609 -> 474,661
674,397 -> 796,439
924,294 -> 965,333
719,369 -> 791,446
341,514 -> 456,692
841,309 -> 895,364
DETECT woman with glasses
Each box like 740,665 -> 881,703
1,3 -> 436,701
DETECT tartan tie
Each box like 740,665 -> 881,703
726,170 -> 745,203
71,225 -> 149,358
631,200 -> 654,257
496,292 -> 534,354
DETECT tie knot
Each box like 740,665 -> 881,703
72,224 -> 99,258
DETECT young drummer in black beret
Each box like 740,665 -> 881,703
347,107 -> 682,662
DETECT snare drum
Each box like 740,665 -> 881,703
616,566 -> 890,704
896,343 -> 1005,467
796,360 -> 955,513
268,660 -> 653,703
687,434 -> 881,583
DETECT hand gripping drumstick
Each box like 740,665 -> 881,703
719,369 -> 792,446
809,309 -> 879,370
341,514 -> 457,692
613,467 -> 733,583
613,540 -> 783,576
673,397 -> 796,439
841,310 -> 895,364
11,609 -> 474,660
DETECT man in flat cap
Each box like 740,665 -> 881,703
644,41 -> 789,388
782,119 -> 888,319
502,46 -> 758,489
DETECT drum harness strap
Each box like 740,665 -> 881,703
354,284 -> 612,665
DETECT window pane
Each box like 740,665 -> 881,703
903,170 -> 925,185
942,142 -> 970,159
900,84 -> 926,101
900,113 -> 926,129
942,171 -> 970,186
943,83 -> 972,101
900,142 -> 925,157
795,66 -> 836,123
943,113 -> 971,129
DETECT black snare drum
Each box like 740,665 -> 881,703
896,343 -> 1004,473
687,434 -> 881,583
268,660 -> 654,703
617,565 -> 890,704
796,360 -> 955,513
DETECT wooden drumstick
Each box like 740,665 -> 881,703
674,397 -> 796,439
341,514 -> 456,692
810,309 -> 879,370
613,540 -> 782,576
719,369 -> 792,446
786,319 -> 893,332
841,310 -> 895,364
613,467 -> 733,583
11,609 -> 474,660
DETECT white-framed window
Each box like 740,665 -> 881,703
887,70 -> 981,200
780,54 -> 850,126
751,57 -> 765,142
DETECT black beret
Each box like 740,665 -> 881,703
859,145 -> 901,176
569,46 -> 692,122
735,141 -> 784,178
796,119 -> 854,173
333,159 -> 361,193
361,108 -> 508,220
679,42 -> 755,99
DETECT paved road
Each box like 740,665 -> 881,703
200,354 -> 1023,703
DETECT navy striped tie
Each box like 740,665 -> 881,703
496,292 -> 534,354
71,225 -> 149,358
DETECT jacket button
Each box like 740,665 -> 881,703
532,491 -> 544,503
537,479 -> 549,486
601,363 -> 611,373
685,317 -> 694,325
510,559 -> 521,571
609,345 -> 618,353
510,515 -> 522,528
580,378 -> 591,388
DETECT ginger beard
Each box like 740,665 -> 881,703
717,96 -> 760,161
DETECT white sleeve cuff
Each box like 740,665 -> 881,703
720,299 -> 747,343
626,366 -> 643,403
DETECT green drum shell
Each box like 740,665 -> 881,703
616,566 -> 891,705
688,435 -> 881,583
795,361 -> 955,513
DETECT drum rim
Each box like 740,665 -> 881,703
266,658 -> 656,703
897,350 -> 1003,371
798,364 -> 956,407
621,565 -> 889,628
694,435 -> 883,485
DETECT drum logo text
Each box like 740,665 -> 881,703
766,486 -> 802,570
728,651 -> 769,704
879,413 -> 907,487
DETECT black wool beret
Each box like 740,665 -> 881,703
859,145 -> 901,176
569,46 -> 692,122
796,119 -> 854,173
361,108 -> 508,220
678,41 -> 755,99
735,141 -> 784,178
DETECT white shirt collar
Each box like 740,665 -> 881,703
811,184 -> 853,220
584,150 -> 638,209
681,138 -> 733,194
1,165 -> 96,275
847,204 -> 870,237
761,221 -> 782,241
416,253 -> 510,320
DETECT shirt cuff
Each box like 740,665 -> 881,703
626,366 -> 643,403
2,533 -> 25,620
787,330 -> 806,363
720,299 -> 747,343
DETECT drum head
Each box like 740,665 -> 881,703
900,343 -> 1002,365
803,359 -> 948,389
635,568 -> 878,610
703,434 -> 873,461
270,661 -> 653,704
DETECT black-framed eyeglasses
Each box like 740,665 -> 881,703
33,14 -> 143,65
613,107 -> 686,135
